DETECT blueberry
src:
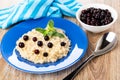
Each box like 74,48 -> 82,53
80,17 -> 86,22
43,52 -> 48,57
37,41 -> 43,47
18,42 -> 25,48
32,37 -> 37,42
23,35 -> 29,41
81,10 -> 87,14
95,13 -> 100,19
44,35 -> 49,41
60,42 -> 66,46
34,49 -> 40,54
47,42 -> 53,48
87,13 -> 91,17
107,12 -> 111,17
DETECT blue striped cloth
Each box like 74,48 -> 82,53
0,0 -> 82,29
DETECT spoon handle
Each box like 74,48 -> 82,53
63,54 -> 95,80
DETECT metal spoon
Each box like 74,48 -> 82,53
63,32 -> 117,80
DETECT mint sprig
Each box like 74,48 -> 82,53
35,20 -> 64,38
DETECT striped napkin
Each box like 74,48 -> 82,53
0,0 -> 82,29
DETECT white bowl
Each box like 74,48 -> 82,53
76,3 -> 118,33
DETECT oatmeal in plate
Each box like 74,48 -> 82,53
16,20 -> 71,64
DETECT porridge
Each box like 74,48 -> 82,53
16,20 -> 71,64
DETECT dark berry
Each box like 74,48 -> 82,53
86,8 -> 91,12
95,21 -> 101,26
23,35 -> 29,41
109,17 -> 113,22
97,8 -> 102,12
90,20 -> 96,25
32,37 -> 37,42
90,7 -> 95,13
47,42 -> 53,48
34,49 -> 40,54
86,17 -> 91,25
107,12 -> 111,17
104,20 -> 107,24
105,9 -> 109,12
101,11 -> 105,16
60,42 -> 66,46
94,13 -> 100,19
87,13 -> 91,17
80,17 -> 86,22
100,15 -> 105,19
90,21 -> 94,25
101,19 -> 105,23
81,10 -> 87,14
80,13 -> 85,17
44,35 -> 49,41
83,14 -> 87,18
93,9 -> 97,13
37,41 -> 43,47
87,19 -> 90,25
43,52 -> 48,57
18,42 -> 25,48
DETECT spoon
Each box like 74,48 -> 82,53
63,32 -> 117,80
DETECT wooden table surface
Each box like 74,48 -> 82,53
0,0 -> 120,80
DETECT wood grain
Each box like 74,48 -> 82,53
0,0 -> 120,80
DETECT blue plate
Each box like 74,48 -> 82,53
1,17 -> 88,74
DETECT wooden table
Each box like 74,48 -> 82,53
0,0 -> 120,80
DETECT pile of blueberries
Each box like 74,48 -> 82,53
80,7 -> 113,26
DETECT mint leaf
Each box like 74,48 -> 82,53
35,28 -> 46,33
53,32 -> 64,38
47,31 -> 56,37
46,20 -> 55,31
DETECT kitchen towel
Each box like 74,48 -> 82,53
0,0 -> 82,29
